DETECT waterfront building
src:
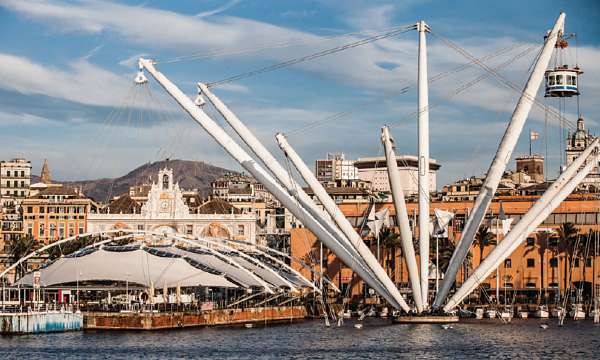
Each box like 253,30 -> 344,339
21,186 -> 92,244
0,158 -> 31,200
354,155 -> 440,195
315,153 -> 359,182
88,168 -> 257,244
290,193 -> 600,303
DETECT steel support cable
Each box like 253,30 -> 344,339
286,42 -> 528,138
386,45 -> 541,205
431,31 -> 578,131
207,25 -> 416,87
155,24 -> 417,65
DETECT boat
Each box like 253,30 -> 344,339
379,307 -> 389,318
485,309 -> 497,318
534,305 -> 549,319
517,311 -> 528,319
551,306 -> 566,318
569,304 -> 585,320
475,308 -> 484,320
499,307 -> 513,322
343,310 -> 352,319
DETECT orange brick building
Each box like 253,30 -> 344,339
291,194 -> 600,304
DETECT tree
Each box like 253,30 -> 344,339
7,234 -> 39,282
524,231 -> 551,302
474,225 -> 496,267
556,222 -> 579,293
381,227 -> 401,281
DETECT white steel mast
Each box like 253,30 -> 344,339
138,59 -> 409,311
417,20 -> 431,306
199,83 -> 393,300
381,126 -> 424,312
433,12 -> 566,309
275,133 -> 411,311
444,140 -> 599,311
198,84 -> 355,251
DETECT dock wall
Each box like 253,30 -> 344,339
0,311 -> 83,334
84,306 -> 307,330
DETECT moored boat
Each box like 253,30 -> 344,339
569,304 -> 585,320
534,305 -> 549,319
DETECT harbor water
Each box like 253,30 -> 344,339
0,318 -> 597,359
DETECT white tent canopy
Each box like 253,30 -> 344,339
17,247 -> 237,289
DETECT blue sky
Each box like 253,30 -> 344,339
0,0 -> 598,188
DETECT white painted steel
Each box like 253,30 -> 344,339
381,126 -> 423,312
276,133 -> 411,311
444,149 -> 598,311
417,20 -> 431,306
198,84 -> 357,256
139,59 -> 408,311
434,13 -> 566,309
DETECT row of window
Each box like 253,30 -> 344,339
27,222 -> 85,238
24,215 -> 85,220
503,257 -> 593,268
25,206 -> 86,214
1,170 -> 27,177
2,180 -> 26,188
547,74 -> 577,86
3,190 -> 26,197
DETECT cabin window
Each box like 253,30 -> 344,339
550,258 -> 558,267
527,258 -> 535,268
548,75 -> 555,86
556,74 -> 563,85
573,258 -> 580,268
573,76 -> 577,86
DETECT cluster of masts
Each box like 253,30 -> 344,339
133,12 -> 598,315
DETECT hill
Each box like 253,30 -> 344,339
35,159 -> 236,203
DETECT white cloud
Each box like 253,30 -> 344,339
0,52 -> 132,107
195,0 -> 240,18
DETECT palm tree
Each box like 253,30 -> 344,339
474,225 -> 496,267
556,222 -> 579,293
381,227 -> 401,282
7,234 -> 39,282
524,231 -> 551,302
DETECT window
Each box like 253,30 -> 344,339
78,224 -> 84,235
504,259 -> 512,268
550,258 -> 558,268
548,75 -> 555,85
186,225 -> 193,235
237,225 -> 245,236
27,206 -> 33,213
527,259 -> 535,268
556,74 -> 563,85
526,237 -> 535,246
68,224 -> 74,237
27,223 -> 33,236
59,223 -> 65,239
573,258 -> 580,268
39,224 -> 45,237
587,258 -> 592,267
40,207 -> 45,214
137,224 -> 144,231
49,224 -> 56,238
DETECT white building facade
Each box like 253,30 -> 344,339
88,169 -> 257,243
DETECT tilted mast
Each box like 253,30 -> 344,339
444,140 -> 599,310
138,59 -> 409,311
381,126 -> 424,312
434,12 -> 566,310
